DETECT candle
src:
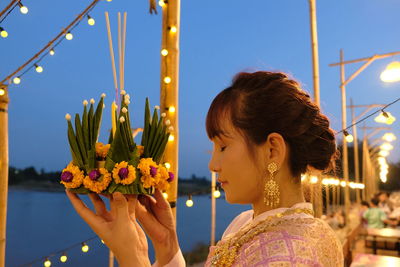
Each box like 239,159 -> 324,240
111,101 -> 117,137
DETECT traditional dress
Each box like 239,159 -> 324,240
154,202 -> 343,267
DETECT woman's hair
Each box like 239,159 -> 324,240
206,71 -> 338,180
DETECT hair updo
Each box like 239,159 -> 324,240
206,71 -> 338,179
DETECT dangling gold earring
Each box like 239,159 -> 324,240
264,162 -> 280,208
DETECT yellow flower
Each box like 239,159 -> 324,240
112,161 -> 137,185
60,163 -> 84,188
83,168 -> 112,193
155,165 -> 171,191
138,158 -> 158,189
137,145 -> 144,156
96,142 -> 110,159
157,179 -> 171,191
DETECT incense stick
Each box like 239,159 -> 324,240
105,12 -> 119,102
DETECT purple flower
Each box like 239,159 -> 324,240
150,166 -> 158,177
61,171 -> 73,182
167,172 -> 174,182
118,167 -> 129,179
89,169 -> 101,181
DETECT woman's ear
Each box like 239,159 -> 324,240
264,133 -> 286,167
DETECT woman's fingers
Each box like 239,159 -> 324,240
66,190 -> 105,229
136,200 -> 168,242
88,193 -> 113,222
111,192 -> 131,225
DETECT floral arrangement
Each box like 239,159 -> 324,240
60,91 -> 174,195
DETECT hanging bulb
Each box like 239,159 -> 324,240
169,26 -> 177,33
380,61 -> 400,83
44,258 -> 51,267
159,0 -> 166,7
49,48 -> 55,56
382,133 -> 396,142
345,134 -> 354,143
161,49 -> 168,56
18,2 -> 28,14
186,195 -> 193,207
65,32 -> 73,40
35,64 -> 43,73
81,242 -> 89,253
60,253 -> 67,263
168,135 -> 174,142
213,187 -> 221,198
164,162 -> 171,169
13,77 -> 21,84
0,88 -> 5,96
87,15 -> 95,26
0,27 -> 8,38
162,192 -> 168,199
164,76 -> 171,84
168,106 -> 176,113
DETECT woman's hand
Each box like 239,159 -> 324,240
136,189 -> 180,266
66,190 -> 151,267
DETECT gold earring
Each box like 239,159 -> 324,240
264,162 -> 280,208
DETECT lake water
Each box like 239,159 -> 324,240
6,189 -> 250,266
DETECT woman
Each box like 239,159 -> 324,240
67,71 -> 344,266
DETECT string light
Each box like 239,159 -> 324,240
168,135 -> 175,142
380,142 -> 394,151
60,253 -> 67,263
343,130 -> 354,143
169,26 -> 177,33
101,239 -> 105,244
382,133 -> 396,142
0,89 -> 5,96
379,150 -> 389,157
44,258 -> 51,267
49,49 -> 55,56
0,27 -> 8,38
213,186 -> 221,198
164,162 -> 171,169
164,76 -> 171,84
87,15 -> 95,26
186,195 -> 194,207
65,32 -> 73,40
310,176 -> 318,184
340,181 -> 347,187
168,106 -> 175,113
18,2 -> 29,14
35,64 -> 43,73
162,192 -> 168,199
81,242 -> 89,253
161,49 -> 168,56
13,77 -> 21,84
159,0 -> 166,7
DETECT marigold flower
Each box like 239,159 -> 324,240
136,145 -> 144,156
112,161 -> 137,185
60,163 -> 84,188
83,168 -> 112,193
95,142 -> 110,159
138,158 -> 159,188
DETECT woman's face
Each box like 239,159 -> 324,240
208,123 -> 264,205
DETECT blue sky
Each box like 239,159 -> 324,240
1,0 -> 399,178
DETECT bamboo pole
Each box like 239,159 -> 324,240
350,98 -> 361,203
0,84 -> 9,267
340,49 -> 351,225
211,172 -> 216,246
0,0 -> 19,19
161,0 -> 181,219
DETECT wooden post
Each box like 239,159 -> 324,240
0,84 -> 9,267
350,99 -> 361,203
340,49 -> 351,225
210,172 -> 216,246
161,0 -> 180,218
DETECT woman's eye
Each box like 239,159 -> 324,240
220,146 -> 226,152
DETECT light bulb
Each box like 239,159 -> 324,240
49,49 -> 55,56
168,135 -> 174,142
169,26 -> 177,33
87,15 -> 95,26
161,49 -> 168,56
13,77 -> 21,84
0,27 -> 8,38
81,243 -> 89,253
345,134 -> 354,143
159,0 -> 165,7
380,61 -> 400,83
168,106 -> 176,113
340,181 -> 347,187
379,150 -> 389,157
310,176 -> 318,184
382,133 -> 396,142
162,192 -> 168,199
164,162 -> 171,169
213,190 -> 221,198
60,254 -> 67,263
35,64 -> 43,73
0,89 -> 5,96
186,196 -> 193,207
19,3 -> 28,14
164,76 -> 171,84
44,259 -> 51,267
65,32 -> 73,40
